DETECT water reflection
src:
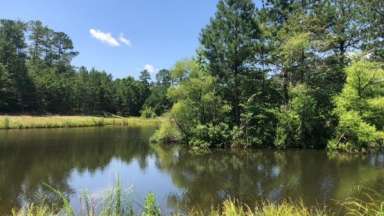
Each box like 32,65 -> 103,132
0,127 -> 383,214
0,127 -> 154,214
155,148 -> 384,212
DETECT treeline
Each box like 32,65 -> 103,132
0,20 -> 171,116
1,0 -> 384,152
152,0 -> 384,152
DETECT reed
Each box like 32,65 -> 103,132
0,115 -> 161,129
341,187 -> 384,216
12,199 -> 332,216
14,196 -> 384,216
188,200 -> 328,216
9,175 -> 383,216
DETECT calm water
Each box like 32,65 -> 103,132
0,127 -> 384,214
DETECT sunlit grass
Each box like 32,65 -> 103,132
11,183 -> 331,216
14,194 -> 384,216
12,204 -> 54,216
341,187 -> 384,216
9,181 -> 384,216
12,199 -> 331,216
12,196 -> 384,216
12,180 -> 155,216
0,115 -> 161,129
188,200 -> 328,216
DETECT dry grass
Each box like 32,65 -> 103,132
0,115 -> 161,129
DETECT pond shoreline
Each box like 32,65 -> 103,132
0,115 -> 161,129
1,126 -> 383,215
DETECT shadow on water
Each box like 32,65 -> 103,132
0,127 -> 383,214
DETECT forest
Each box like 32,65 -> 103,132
0,20 -> 171,116
1,0 -> 384,152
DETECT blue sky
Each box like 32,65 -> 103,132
0,0 -> 221,79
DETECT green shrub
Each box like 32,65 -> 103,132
189,123 -> 232,148
274,108 -> 300,149
150,120 -> 181,144
233,99 -> 278,148
141,107 -> 157,119
328,111 -> 383,152
274,84 -> 319,149
329,60 -> 384,152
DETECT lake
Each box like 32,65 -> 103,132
0,126 -> 383,214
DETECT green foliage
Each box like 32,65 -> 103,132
330,60 -> 384,152
0,63 -> 17,110
163,59 -> 230,146
43,183 -> 74,216
233,97 -> 278,148
142,193 -> 161,216
189,123 -> 232,149
199,0 -> 262,125
12,197 -> 333,216
150,119 -> 181,144
144,69 -> 172,116
98,179 -> 134,216
356,0 -> 384,60
0,19 -> 35,112
275,107 -> 300,149
0,19 -> 168,116
9,183 -> 384,216
275,85 -> 319,148
141,106 -> 157,119
202,200 -> 328,216
12,204 -> 54,216
342,187 -> 384,216
1,0 -> 384,153
281,32 -> 310,66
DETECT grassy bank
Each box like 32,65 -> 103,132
0,115 -> 161,129
10,182 -> 384,216
13,200 -> 328,216
11,198 -> 384,216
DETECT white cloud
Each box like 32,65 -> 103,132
89,29 -> 120,47
118,34 -> 132,47
143,64 -> 157,74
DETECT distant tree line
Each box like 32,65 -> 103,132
1,0 -> 384,152
152,0 -> 384,152
0,20 -> 171,116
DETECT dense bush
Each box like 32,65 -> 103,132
141,106 -> 157,119
150,119 -> 182,144
189,123 -> 232,149
275,85 -> 319,149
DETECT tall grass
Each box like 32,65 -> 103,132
10,183 -> 384,216
12,204 -> 54,216
341,187 -> 384,216
10,182 -> 329,216
12,196 -> 384,216
189,200 -> 328,216
0,116 -> 161,129
12,198 -> 330,216
13,180 -> 143,216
